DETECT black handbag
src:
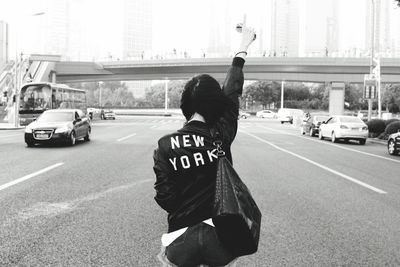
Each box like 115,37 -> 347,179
211,137 -> 262,257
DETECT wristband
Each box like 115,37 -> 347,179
235,51 -> 247,57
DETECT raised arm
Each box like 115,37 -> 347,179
216,24 -> 256,145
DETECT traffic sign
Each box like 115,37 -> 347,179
363,74 -> 377,99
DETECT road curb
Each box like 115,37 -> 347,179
368,138 -> 386,145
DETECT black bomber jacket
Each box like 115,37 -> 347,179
153,57 -> 245,232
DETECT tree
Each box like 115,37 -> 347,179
145,80 -> 186,108
383,84 -> 400,113
243,81 -> 279,109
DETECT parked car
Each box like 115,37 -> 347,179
100,109 -> 116,120
387,131 -> 400,155
256,110 -> 277,119
239,110 -> 251,119
277,108 -> 303,124
318,115 -> 368,145
24,109 -> 91,147
300,114 -> 330,136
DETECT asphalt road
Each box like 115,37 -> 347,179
0,116 -> 399,266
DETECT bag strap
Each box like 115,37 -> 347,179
210,127 -> 225,157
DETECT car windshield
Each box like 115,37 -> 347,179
339,117 -> 363,123
37,112 -> 74,122
105,110 -> 114,113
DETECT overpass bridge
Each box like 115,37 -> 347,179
52,57 -> 400,84
6,56 -> 400,116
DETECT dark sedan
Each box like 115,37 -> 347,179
24,109 -> 91,147
388,132 -> 400,156
300,114 -> 330,137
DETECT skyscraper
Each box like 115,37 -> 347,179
302,0 -> 339,57
207,0 -> 232,57
122,0 -> 152,60
365,0 -> 391,55
0,21 -> 8,66
270,0 -> 300,57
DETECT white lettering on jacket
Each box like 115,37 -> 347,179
181,156 -> 190,169
183,135 -> 191,147
167,134 -> 219,171
171,136 -> 180,149
207,149 -> 218,162
193,152 -> 205,166
169,158 -> 178,171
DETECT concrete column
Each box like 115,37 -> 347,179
328,82 -> 345,116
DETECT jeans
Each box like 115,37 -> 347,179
158,222 -> 237,267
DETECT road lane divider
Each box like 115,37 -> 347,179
117,133 -> 137,142
0,163 -> 64,192
256,125 -> 400,164
240,130 -> 387,194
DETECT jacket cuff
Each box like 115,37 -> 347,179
232,57 -> 245,68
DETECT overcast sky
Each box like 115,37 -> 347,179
1,0 -> 399,58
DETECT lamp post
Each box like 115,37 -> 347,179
13,12 -> 45,127
368,0 -> 375,121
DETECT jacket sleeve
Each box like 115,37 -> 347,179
153,144 -> 178,213
215,57 -> 245,144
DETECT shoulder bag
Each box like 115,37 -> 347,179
211,131 -> 262,257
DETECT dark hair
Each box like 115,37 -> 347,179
180,74 -> 232,124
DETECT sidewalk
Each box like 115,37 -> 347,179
0,123 -> 24,130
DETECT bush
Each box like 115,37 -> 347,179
385,121 -> 400,136
384,118 -> 400,127
366,119 -> 386,134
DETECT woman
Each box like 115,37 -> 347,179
153,24 -> 256,267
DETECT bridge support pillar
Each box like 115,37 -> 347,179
50,70 -> 57,83
328,82 -> 345,116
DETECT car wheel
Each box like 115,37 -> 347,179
113,117 -> 116,120
331,132 -> 337,143
26,141 -> 34,147
68,131 -> 76,146
319,131 -> 324,140
84,128 -> 91,141
359,139 -> 366,145
280,121 -> 284,124
309,128 -> 314,137
388,139 -> 397,155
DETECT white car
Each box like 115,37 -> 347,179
256,110 -> 277,119
318,115 -> 369,145
277,108 -> 303,124
239,111 -> 251,119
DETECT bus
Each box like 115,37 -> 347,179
19,82 -> 87,126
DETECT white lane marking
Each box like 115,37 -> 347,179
240,130 -> 387,194
257,125 -> 400,164
0,163 -> 64,192
16,179 -> 152,221
150,125 -> 158,129
117,133 -> 136,142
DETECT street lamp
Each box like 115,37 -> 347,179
13,12 -> 46,127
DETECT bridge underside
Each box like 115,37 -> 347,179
54,57 -> 400,84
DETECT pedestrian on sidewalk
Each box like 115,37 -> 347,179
153,23 -> 256,267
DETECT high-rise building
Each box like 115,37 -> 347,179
0,21 -> 8,66
365,0 -> 391,55
302,0 -> 339,57
207,0 -> 232,57
122,0 -> 152,60
270,0 -> 300,57
121,0 -> 153,98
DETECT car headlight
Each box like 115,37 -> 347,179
340,125 -> 348,129
55,126 -> 70,133
25,127 -> 32,133
362,126 -> 368,131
